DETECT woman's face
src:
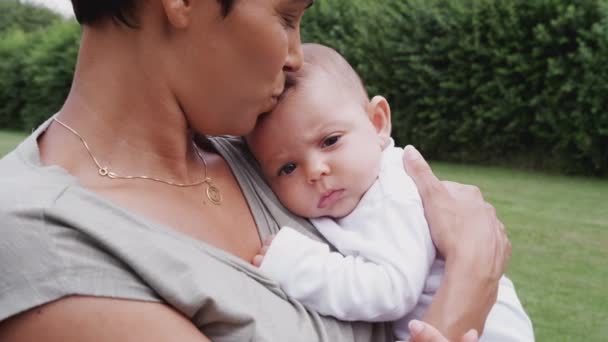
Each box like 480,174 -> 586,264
169,0 -> 312,136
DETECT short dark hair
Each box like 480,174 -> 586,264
71,0 -> 235,28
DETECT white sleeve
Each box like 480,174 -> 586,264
259,191 -> 435,322
480,276 -> 535,341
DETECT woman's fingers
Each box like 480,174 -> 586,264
439,177 -> 511,277
461,329 -> 480,342
252,254 -> 264,267
408,320 -> 447,342
406,320 -> 479,342
403,145 -> 445,203
441,181 -> 484,202
403,146 -> 511,333
495,219 -> 511,275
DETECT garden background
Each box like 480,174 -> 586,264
0,0 -> 607,340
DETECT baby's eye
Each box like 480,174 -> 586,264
322,135 -> 340,148
278,163 -> 297,176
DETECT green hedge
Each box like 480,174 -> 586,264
0,29 -> 33,130
0,0 -> 67,130
0,0 -> 61,33
0,20 -> 79,131
19,21 -> 80,129
1,1 -> 607,175
302,0 -> 608,176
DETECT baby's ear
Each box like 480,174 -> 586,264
367,95 -> 392,148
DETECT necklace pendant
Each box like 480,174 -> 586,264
206,184 -> 222,205
99,167 -> 109,177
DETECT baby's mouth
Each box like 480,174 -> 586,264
317,189 -> 344,209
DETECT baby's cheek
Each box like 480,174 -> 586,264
274,183 -> 305,214
336,193 -> 363,218
287,197 -> 314,218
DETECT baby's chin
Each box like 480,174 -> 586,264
300,201 -> 359,221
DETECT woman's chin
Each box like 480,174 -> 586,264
233,112 -> 270,136
235,119 -> 261,137
216,117 -> 260,137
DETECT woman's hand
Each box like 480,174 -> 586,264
402,146 -> 511,266
405,320 -> 479,342
402,145 -> 511,338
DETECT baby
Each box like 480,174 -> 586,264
246,43 -> 534,341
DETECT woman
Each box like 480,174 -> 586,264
0,1 -> 510,341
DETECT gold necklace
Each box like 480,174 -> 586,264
52,117 -> 222,205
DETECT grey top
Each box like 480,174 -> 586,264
0,119 -> 392,341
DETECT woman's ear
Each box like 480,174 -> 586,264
367,95 -> 392,148
160,0 -> 192,29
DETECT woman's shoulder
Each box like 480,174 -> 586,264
0,147 -> 159,322
0,137 -> 77,232
0,124 -> 78,200
0,131 -> 81,238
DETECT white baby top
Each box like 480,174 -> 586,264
260,140 -> 534,341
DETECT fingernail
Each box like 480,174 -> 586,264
404,145 -> 421,161
253,255 -> 262,267
408,320 -> 423,335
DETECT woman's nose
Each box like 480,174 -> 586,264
284,32 -> 303,72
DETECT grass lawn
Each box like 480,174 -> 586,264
432,162 -> 608,341
0,130 -> 26,157
1,130 -> 606,340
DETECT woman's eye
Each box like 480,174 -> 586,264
278,163 -> 297,176
281,14 -> 297,29
322,135 -> 340,148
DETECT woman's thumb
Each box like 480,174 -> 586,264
403,145 -> 441,201
407,320 -> 445,342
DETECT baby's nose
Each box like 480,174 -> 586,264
307,161 -> 330,183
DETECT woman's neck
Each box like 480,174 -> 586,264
40,25 -> 203,183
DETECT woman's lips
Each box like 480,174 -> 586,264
263,96 -> 279,113
317,189 -> 344,209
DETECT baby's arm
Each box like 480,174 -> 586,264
256,191 -> 435,322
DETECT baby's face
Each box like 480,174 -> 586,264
248,77 -> 385,219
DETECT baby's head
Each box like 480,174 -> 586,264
247,43 -> 392,219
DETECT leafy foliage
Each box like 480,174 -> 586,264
19,21 -> 80,130
0,1 -> 76,130
0,0 -> 62,34
0,29 -> 35,129
302,0 -> 608,175
0,20 -> 79,130
0,0 -> 607,175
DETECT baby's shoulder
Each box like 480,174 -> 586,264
376,146 -> 420,201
